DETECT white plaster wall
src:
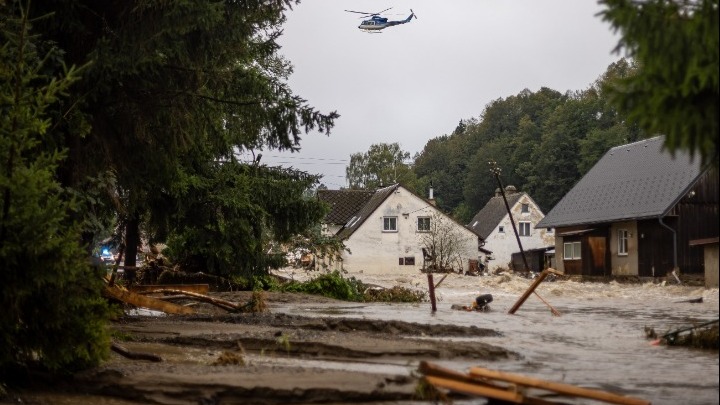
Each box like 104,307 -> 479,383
341,187 -> 479,275
484,195 -> 555,271
609,221 -> 639,276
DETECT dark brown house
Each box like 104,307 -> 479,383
536,136 -> 718,278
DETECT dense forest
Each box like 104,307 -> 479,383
412,59 -> 644,222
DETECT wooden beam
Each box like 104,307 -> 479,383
469,367 -> 650,405
424,376 -> 558,405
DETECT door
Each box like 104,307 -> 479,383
587,236 -> 607,276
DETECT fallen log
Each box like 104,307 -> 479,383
111,342 -> 162,362
134,289 -> 241,312
130,284 -> 209,294
102,285 -> 196,315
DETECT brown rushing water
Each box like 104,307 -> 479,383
274,272 -> 719,405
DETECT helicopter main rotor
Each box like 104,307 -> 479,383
344,7 -> 392,18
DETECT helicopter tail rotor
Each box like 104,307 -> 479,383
410,9 -> 417,19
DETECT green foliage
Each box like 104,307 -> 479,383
412,63 -> 643,215
26,0 -> 338,275
277,271 -> 425,303
284,224 -> 348,271
280,271 -> 365,301
0,2 -> 110,373
164,162 -> 327,279
346,142 -> 416,190
599,0 -> 719,166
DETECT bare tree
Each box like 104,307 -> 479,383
419,212 -> 466,273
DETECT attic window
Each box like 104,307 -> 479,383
498,226 -> 505,233
521,203 -> 529,213
383,217 -> 397,232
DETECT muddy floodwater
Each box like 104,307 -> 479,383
275,270 -> 720,405
5,271 -> 717,405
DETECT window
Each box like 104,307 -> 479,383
399,257 -> 415,265
618,229 -> 629,256
383,217 -> 397,232
547,227 -> 554,233
417,217 -> 431,232
521,203 -> 529,213
563,241 -> 581,260
519,222 -> 531,236
498,226 -> 505,233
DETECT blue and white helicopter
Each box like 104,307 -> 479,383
345,8 -> 416,32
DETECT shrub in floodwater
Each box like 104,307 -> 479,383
276,271 -> 425,303
279,271 -> 364,301
247,290 -> 269,313
364,286 -> 427,303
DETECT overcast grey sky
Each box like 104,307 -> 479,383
246,1 -> 622,188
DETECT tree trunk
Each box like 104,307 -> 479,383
124,214 -> 140,283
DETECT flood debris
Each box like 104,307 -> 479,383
111,343 -> 162,362
130,284 -> 209,294
451,294 -> 493,312
673,297 -> 703,304
508,268 -> 562,316
103,283 -> 196,315
646,319 -> 719,349
418,361 -> 651,405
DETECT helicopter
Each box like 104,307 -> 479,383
344,7 -> 416,32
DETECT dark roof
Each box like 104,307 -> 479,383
537,136 -> 705,228
317,189 -> 374,225
336,184 -> 400,240
467,192 -> 524,239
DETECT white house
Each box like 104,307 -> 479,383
318,184 -> 483,275
467,186 -> 555,272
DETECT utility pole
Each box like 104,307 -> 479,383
489,160 -> 530,274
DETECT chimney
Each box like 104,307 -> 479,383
495,187 -> 502,197
428,183 -> 436,206
505,185 -> 517,194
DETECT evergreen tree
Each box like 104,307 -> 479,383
0,2 -> 110,373
26,1 -> 338,276
599,0 -> 719,165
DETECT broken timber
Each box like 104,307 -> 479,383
420,361 -> 651,405
508,268 -> 562,316
137,288 -> 244,312
130,284 -> 209,294
103,284 -> 196,315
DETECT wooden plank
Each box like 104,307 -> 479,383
424,376 -> 558,405
103,285 -> 196,315
469,367 -> 650,405
130,284 -> 210,294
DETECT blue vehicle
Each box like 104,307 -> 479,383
345,8 -> 416,32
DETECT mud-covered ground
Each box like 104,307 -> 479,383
3,291 -> 516,405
